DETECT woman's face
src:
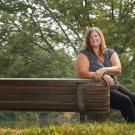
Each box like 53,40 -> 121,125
89,31 -> 101,48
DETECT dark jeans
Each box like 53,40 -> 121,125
110,84 -> 135,122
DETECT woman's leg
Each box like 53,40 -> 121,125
117,84 -> 135,105
110,88 -> 135,122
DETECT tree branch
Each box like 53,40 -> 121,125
30,16 -> 55,53
44,4 -> 78,54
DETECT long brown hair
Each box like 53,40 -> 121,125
83,27 -> 106,55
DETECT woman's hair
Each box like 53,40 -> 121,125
82,27 -> 106,55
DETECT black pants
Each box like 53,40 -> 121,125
110,84 -> 135,122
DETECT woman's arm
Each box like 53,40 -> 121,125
96,52 -> 122,77
76,53 -> 101,80
104,52 -> 122,75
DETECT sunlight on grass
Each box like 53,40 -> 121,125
0,122 -> 135,135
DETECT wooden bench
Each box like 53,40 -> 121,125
0,78 -> 110,121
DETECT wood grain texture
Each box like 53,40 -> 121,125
0,78 -> 110,112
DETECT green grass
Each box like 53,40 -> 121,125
0,122 -> 135,135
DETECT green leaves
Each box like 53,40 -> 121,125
0,0 -> 135,82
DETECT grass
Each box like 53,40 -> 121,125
0,122 -> 135,135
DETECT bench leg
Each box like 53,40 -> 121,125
80,113 -> 86,122
38,112 -> 49,127
85,112 -> 109,122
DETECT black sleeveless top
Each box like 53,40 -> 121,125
79,47 -> 115,72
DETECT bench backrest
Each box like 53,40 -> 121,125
0,78 -> 110,112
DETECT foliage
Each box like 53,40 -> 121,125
0,0 -> 135,78
0,122 -> 135,135
118,50 -> 135,91
0,112 -> 38,121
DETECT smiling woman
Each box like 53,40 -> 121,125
76,27 -> 135,123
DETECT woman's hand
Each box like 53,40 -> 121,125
95,67 -> 106,79
92,72 -> 101,80
102,74 -> 115,86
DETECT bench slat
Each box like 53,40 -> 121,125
0,86 -> 108,95
0,78 -> 106,87
0,94 -> 109,103
0,102 -> 109,111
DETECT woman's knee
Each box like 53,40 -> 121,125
121,96 -> 134,109
110,89 -> 134,110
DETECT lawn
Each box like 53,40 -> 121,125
0,122 -> 135,135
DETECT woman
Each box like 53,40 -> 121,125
76,27 -> 135,122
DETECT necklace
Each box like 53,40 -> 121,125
97,56 -> 104,63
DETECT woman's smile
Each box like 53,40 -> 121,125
90,31 -> 101,47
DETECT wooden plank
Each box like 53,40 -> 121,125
0,87 -> 76,94
0,78 -> 106,87
0,102 -> 109,111
0,79 -> 84,87
0,86 -> 109,95
0,94 -> 109,103
85,86 -> 109,94
86,103 -> 110,111
84,95 -> 109,103
0,94 -> 76,103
